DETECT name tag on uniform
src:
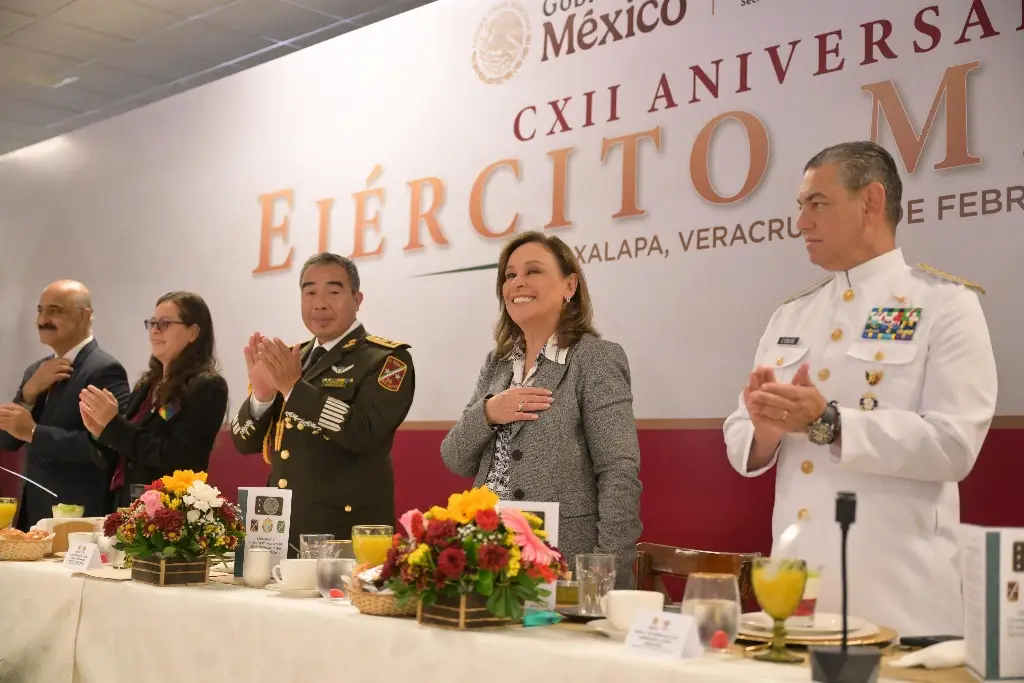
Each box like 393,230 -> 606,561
776,336 -> 800,346
322,378 -> 352,388
862,307 -> 922,341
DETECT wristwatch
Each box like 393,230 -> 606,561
806,400 -> 840,445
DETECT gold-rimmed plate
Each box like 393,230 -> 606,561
737,623 -> 898,648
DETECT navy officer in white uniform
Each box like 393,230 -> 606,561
724,141 -> 997,637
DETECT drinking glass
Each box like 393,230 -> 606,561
680,572 -> 741,652
300,533 -> 335,559
317,541 -> 357,602
351,525 -> 393,567
576,553 -> 616,616
0,498 -> 17,529
751,558 -> 808,663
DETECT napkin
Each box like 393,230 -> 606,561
889,640 -> 965,669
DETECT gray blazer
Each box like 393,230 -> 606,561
441,334 -> 642,589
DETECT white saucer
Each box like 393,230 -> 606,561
586,619 -> 628,641
266,583 -> 321,599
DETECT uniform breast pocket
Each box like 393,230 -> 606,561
761,345 -> 810,383
845,341 -> 923,410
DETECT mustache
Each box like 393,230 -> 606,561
38,324 -> 57,331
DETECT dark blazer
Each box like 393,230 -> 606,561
97,373 -> 229,509
0,339 -> 130,529
441,334 -> 643,588
230,325 -> 415,555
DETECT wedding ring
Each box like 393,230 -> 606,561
782,410 -> 789,421
518,401 -> 524,412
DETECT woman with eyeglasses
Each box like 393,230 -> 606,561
79,291 -> 228,507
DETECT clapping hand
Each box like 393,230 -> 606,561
244,333 -> 277,402
0,403 -> 35,441
257,338 -> 303,397
746,364 -> 828,433
79,386 -> 119,437
484,387 -> 553,425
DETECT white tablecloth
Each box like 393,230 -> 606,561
0,560 -> 909,683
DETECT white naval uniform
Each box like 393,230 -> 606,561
724,248 -> 997,637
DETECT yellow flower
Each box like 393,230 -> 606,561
507,545 -> 521,577
168,498 -> 181,510
426,505 -> 450,521
161,470 -> 207,494
444,486 -> 499,524
407,543 -> 431,567
535,529 -> 548,540
521,511 -> 544,529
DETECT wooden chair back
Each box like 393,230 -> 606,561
635,542 -> 761,603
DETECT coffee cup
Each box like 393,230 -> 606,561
599,589 -> 665,631
271,558 -> 317,590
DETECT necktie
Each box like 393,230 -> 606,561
303,346 -> 327,374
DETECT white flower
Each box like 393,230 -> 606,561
186,509 -> 201,523
185,481 -> 225,509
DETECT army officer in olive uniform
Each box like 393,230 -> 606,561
230,253 -> 415,555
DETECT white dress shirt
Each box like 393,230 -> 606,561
723,248 -> 997,637
60,335 -> 94,363
249,320 -> 360,419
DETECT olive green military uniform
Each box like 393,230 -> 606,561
230,325 -> 414,555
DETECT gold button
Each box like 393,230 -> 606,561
280,450 -> 290,460
344,505 -> 352,513
776,357 -> 784,366
277,478 -> 288,488
874,351 -> 885,361
843,289 -> 855,302
817,369 -> 830,381
797,508 -> 810,521
801,461 -> 814,474
831,328 -> 843,341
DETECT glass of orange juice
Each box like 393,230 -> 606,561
351,525 -> 393,567
0,498 -> 17,529
751,557 -> 808,663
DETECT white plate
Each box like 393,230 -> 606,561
586,619 -> 628,641
266,584 -> 321,599
741,611 -> 865,635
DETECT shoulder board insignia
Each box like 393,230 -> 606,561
781,276 -> 834,306
365,335 -> 407,349
915,263 -> 985,294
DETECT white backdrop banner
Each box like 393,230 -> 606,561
0,0 -> 1021,422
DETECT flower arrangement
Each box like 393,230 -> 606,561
103,470 -> 244,562
382,486 -> 565,621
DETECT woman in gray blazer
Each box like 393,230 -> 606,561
441,230 -> 642,589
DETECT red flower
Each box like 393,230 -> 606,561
219,504 -> 237,523
424,519 -> 457,547
474,508 -> 499,532
436,547 -> 467,580
477,544 -> 509,571
151,508 -> 185,535
144,479 -> 163,492
102,511 -> 123,538
410,512 -> 426,542
380,546 -> 400,581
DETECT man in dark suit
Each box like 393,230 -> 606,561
230,253 -> 415,555
0,280 -> 130,529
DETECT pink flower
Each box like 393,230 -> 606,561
139,490 -> 164,518
500,508 -> 561,566
399,509 -> 424,541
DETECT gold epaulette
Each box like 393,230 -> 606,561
780,276 -> 834,305
365,334 -> 407,349
915,263 -> 986,295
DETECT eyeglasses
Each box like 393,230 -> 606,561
144,319 -> 186,332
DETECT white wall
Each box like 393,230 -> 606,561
1,0 -> 1022,419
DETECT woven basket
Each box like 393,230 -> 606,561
349,564 -> 416,617
0,534 -> 55,561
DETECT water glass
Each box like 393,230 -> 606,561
680,572 -> 741,652
576,553 -> 616,616
300,533 -> 335,559
317,540 -> 357,602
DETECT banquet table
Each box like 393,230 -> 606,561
0,560 -> 973,683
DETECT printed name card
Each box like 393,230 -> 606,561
624,610 -> 704,660
234,487 -> 293,578
63,542 -> 103,571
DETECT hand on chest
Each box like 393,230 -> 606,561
765,286 -> 931,412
